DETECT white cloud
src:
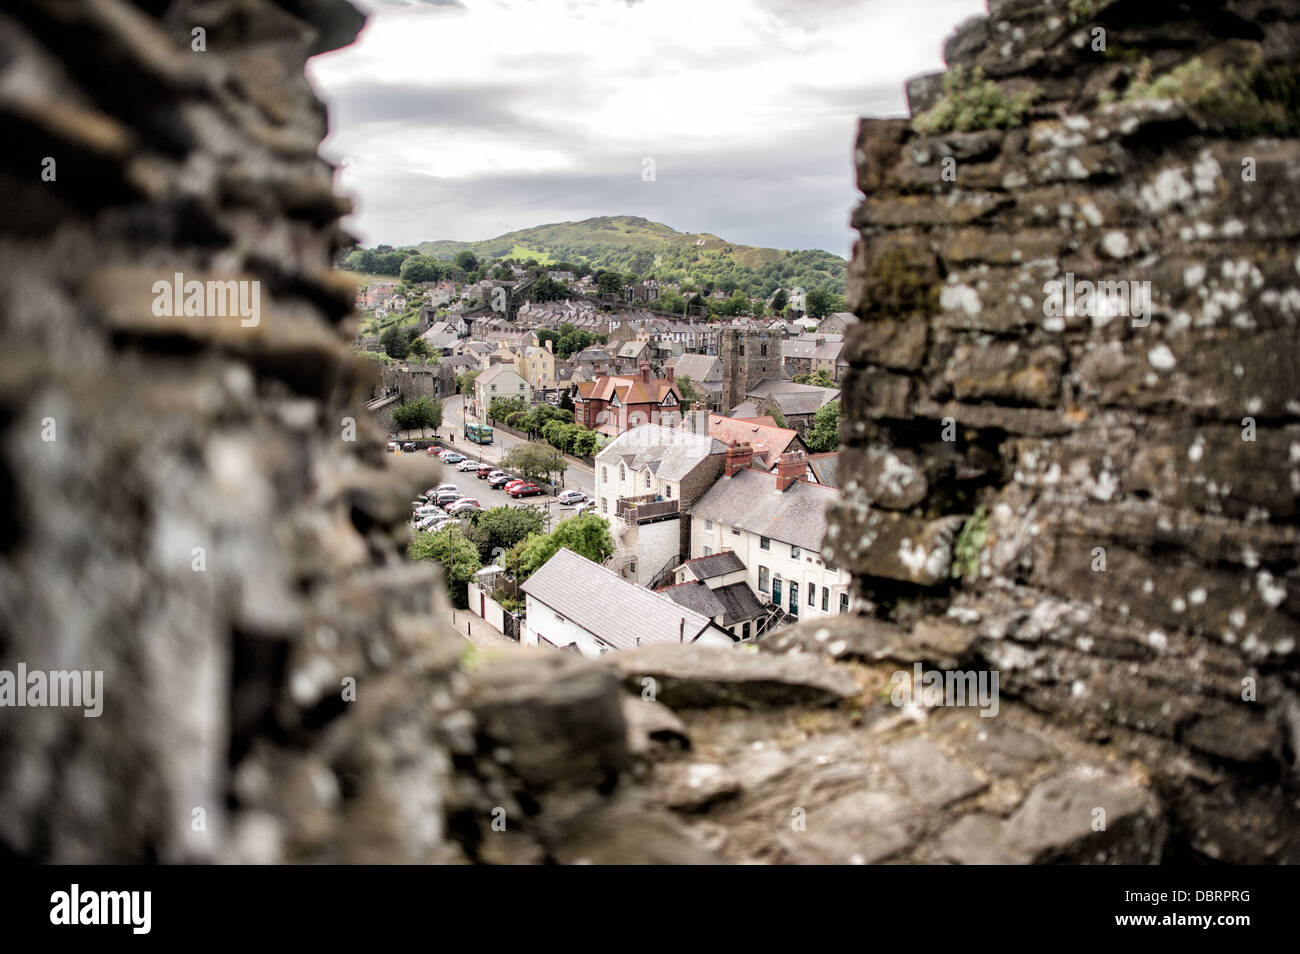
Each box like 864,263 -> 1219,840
309,0 -> 984,252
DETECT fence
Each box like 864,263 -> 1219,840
465,581 -> 521,641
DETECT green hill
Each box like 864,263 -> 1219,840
410,215 -> 845,297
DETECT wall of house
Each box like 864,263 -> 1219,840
631,518 -> 681,587
522,595 -> 608,659
691,514 -> 853,619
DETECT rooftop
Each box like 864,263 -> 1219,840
680,549 -> 746,581
521,548 -> 713,650
595,423 -> 726,483
690,467 -> 837,553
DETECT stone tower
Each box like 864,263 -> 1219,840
720,328 -> 781,412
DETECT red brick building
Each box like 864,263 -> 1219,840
574,364 -> 682,437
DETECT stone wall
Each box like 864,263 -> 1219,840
824,0 -> 1300,862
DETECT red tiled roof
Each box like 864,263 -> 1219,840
707,413 -> 799,470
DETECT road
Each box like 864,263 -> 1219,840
439,394 -> 595,496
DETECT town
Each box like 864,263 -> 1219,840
351,256 -> 853,655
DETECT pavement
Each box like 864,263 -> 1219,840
451,607 -> 515,649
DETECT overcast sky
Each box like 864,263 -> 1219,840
308,0 -> 984,257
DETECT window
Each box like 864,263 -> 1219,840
791,545 -> 801,559
601,498 -> 607,514
789,582 -> 799,617
645,471 -> 651,488
491,384 -> 497,392
760,344 -> 768,356
665,485 -> 672,498
705,518 -> 713,531
619,465 -> 625,480
742,622 -> 750,639
839,593 -> 849,613
822,587 -> 829,612
808,585 -> 815,607
758,566 -> 769,593
703,546 -> 712,557
772,577 -> 782,605
602,466 -> 608,482
760,536 -> 770,551
731,527 -> 740,536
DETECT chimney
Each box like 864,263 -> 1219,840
544,338 -> 553,353
666,365 -> 675,383
724,442 -> 754,477
776,449 -> 807,491
639,363 -> 650,383
694,405 -> 708,436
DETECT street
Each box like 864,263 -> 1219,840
438,393 -> 595,496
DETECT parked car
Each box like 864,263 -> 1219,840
557,489 -> 588,506
476,464 -> 494,478
456,458 -> 479,471
426,445 -> 441,456
435,490 -> 462,507
487,472 -> 512,488
386,442 -> 399,453
448,498 -> 481,514
508,483 -> 543,498
502,479 -> 525,492
402,442 -> 417,453
441,452 -> 465,464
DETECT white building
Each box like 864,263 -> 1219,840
520,547 -> 733,657
594,422 -> 725,587
689,446 -> 855,622
473,364 -> 531,422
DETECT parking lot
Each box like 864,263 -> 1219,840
410,451 -> 593,532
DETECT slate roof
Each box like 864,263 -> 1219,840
674,353 -> 722,384
521,548 -> 713,650
689,467 -> 837,552
747,379 -> 840,416
807,452 -> 840,488
658,579 -> 766,626
595,424 -> 726,482
681,550 -> 746,581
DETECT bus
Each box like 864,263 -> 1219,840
465,422 -> 494,445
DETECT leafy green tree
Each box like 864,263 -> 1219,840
392,396 -> 444,435
468,506 -> 545,564
558,388 -> 575,413
806,400 -> 840,452
399,255 -> 443,283
457,370 -> 478,396
569,428 -> 600,457
489,395 -> 529,423
380,324 -> 410,359
501,441 -> 567,486
793,369 -> 834,387
408,525 -> 480,608
596,271 -> 623,297
806,288 -> 843,319
505,514 -> 614,581
530,277 -> 568,302
408,337 -> 432,358
346,249 -> 378,273
375,251 -> 409,276
454,251 -> 479,273
676,374 -> 704,406
769,407 -> 788,428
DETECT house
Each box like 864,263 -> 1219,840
595,422 -> 727,587
659,550 -> 771,641
817,312 -> 859,336
418,320 -> 459,353
703,413 -> 805,470
672,353 -> 723,408
520,548 -> 732,657
574,365 -> 683,437
614,339 -> 652,374
742,379 -> 840,436
805,451 -> 840,488
689,446 -> 855,623
473,364 -> 530,422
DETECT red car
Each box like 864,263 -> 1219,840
502,479 -> 525,493
476,463 -> 494,478
508,483 -> 543,498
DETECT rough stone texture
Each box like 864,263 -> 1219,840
1,0 -> 1296,865
824,0 -> 1300,863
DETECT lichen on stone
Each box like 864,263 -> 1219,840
912,66 -> 1038,135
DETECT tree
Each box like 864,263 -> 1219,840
501,441 -> 567,486
569,428 -> 600,457
468,506 -> 545,565
400,255 -> 443,283
769,407 -> 788,428
806,400 -> 840,453
454,251 -> 479,273
375,251 -> 409,276
392,396 -> 443,436
793,369 -> 834,387
408,337 -> 432,358
345,249 -> 378,273
488,395 -> 528,423
676,374 -> 705,406
408,525 -> 480,608
771,288 -> 789,315
457,370 -> 478,396
558,388 -> 574,413
504,514 -> 614,581
530,277 -> 568,302
380,324 -> 410,359
806,288 -> 844,319
596,271 -> 622,297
